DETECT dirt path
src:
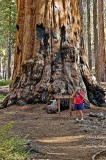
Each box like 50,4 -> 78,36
0,103 -> 106,160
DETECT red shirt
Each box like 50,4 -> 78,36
74,91 -> 84,104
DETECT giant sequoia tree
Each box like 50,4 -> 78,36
3,0 -> 105,107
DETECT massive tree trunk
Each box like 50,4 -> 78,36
3,0 -> 105,107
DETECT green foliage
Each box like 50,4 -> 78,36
0,80 -> 11,101
0,123 -> 29,160
0,0 -> 16,48
0,0 -> 16,77
0,94 -> 6,101
0,79 -> 12,86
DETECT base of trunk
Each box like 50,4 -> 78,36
2,56 -> 105,108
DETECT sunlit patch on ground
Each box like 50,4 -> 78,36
38,135 -> 84,143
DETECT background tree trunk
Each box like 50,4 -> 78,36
0,57 -> 2,79
98,0 -> 106,82
3,0 -> 105,107
7,5 -> 12,79
7,40 -> 12,79
87,0 -> 92,70
93,0 -> 99,82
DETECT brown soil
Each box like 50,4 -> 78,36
0,103 -> 106,160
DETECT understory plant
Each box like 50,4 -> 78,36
0,123 -> 29,160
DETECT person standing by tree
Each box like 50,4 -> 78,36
72,87 -> 85,122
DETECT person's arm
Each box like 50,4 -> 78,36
78,91 -> 85,98
72,90 -> 77,97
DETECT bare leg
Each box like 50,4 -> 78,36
79,110 -> 83,120
75,110 -> 79,119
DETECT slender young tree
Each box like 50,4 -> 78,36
2,0 -> 105,107
98,0 -> 106,82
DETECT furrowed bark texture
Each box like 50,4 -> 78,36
93,0 -> 99,82
3,0 -> 105,107
98,0 -> 106,82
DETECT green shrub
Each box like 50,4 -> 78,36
0,80 -> 12,86
0,123 -> 29,160
0,94 -> 5,101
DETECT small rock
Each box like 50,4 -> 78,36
89,112 -> 97,117
90,118 -> 93,121
18,100 -> 27,106
98,117 -> 105,121
97,112 -> 104,118
27,153 -> 38,159
84,129 -> 88,132
46,100 -> 58,114
89,112 -> 105,119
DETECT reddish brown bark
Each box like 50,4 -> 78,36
98,0 -> 106,82
93,0 -> 99,82
87,0 -> 92,70
2,0 -> 105,108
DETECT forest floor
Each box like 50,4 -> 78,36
0,85 -> 106,160
0,104 -> 106,160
